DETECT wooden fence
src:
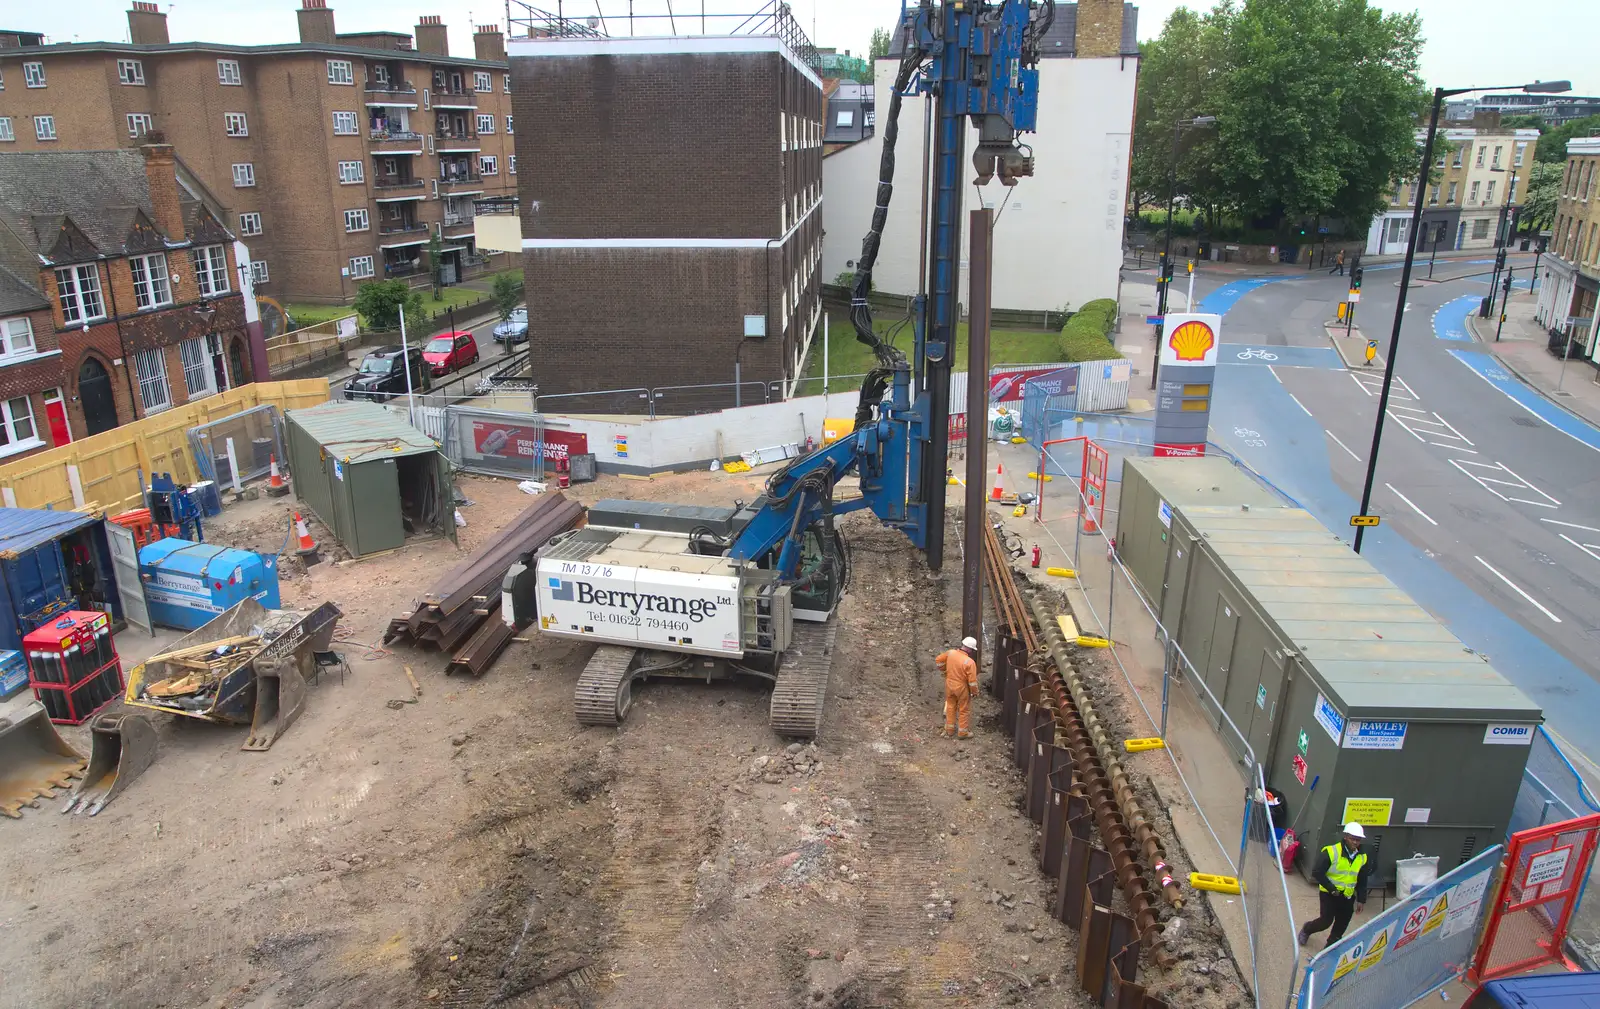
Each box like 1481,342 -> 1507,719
266,316 -> 359,376
0,380 -> 330,515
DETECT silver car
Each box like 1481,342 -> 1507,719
493,307 -> 528,344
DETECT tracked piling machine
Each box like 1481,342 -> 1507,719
504,0 -> 1051,736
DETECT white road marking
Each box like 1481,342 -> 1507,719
1542,517 -> 1600,533
1559,533 -> 1600,564
1326,430 -> 1362,462
1474,555 -> 1563,623
1386,483 -> 1438,525
1388,403 -> 1431,416
1432,443 -> 1478,453
1450,459 -> 1561,508
1289,393 -> 1312,416
1350,373 -> 1374,397
1267,364 -> 1282,384
1388,410 -> 1429,441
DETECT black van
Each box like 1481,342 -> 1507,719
343,346 -> 433,402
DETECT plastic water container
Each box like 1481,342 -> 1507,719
0,649 -> 27,700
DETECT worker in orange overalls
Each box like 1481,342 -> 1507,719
936,636 -> 980,739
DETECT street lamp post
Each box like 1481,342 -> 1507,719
1151,115 -> 1216,391
1352,79 -> 1570,553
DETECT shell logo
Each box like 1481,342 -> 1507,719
1168,319 -> 1216,362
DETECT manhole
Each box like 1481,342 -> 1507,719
1555,391 -> 1574,397
1512,416 -> 1541,427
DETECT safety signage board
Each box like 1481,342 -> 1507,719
1525,845 -> 1574,888
1298,728 -> 1310,755
1314,693 -> 1345,744
1349,514 -> 1380,527
1293,753 -> 1308,785
1158,500 -> 1173,528
1343,720 -> 1407,750
1342,797 -> 1394,827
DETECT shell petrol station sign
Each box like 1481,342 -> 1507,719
1153,313 -> 1221,457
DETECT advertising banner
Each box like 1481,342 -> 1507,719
471,420 -> 588,462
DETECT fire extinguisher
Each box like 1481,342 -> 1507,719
1031,544 -> 1042,568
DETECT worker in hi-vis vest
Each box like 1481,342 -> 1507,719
1298,822 -> 1373,948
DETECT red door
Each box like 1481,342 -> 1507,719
43,388 -> 72,446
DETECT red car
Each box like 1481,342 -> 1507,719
422,330 -> 480,376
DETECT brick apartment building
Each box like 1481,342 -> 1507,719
1533,135 -> 1600,364
0,1 -> 518,304
0,142 -> 256,461
508,15 -> 824,397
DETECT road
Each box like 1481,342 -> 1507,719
1124,252 -> 1600,772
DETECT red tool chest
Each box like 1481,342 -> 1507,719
25,610 -> 124,725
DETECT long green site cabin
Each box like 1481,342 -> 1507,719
1116,457 -> 1542,885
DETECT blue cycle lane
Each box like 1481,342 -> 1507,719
1196,277 -> 1600,765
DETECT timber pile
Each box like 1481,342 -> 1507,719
384,492 -> 584,670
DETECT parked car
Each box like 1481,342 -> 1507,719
422,330 -> 480,376
493,307 -> 528,344
344,346 -> 432,402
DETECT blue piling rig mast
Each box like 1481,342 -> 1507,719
728,1 -> 1048,579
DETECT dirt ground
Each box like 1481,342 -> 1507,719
0,469 -> 1248,1008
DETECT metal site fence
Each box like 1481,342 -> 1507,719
1295,844 -> 1503,1008
187,404 -> 283,489
1507,726 -> 1600,964
1012,423 -> 1303,1006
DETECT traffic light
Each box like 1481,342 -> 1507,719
1351,266 -> 1363,291
1495,247 -> 1507,272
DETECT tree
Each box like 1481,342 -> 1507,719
491,270 -> 525,322
1519,161 -> 1561,234
1535,114 -> 1600,164
426,232 -> 444,300
868,27 -> 892,61
353,279 -> 424,333
1131,0 -> 1426,235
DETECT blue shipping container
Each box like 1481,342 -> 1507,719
0,508 -> 116,654
138,539 -> 281,631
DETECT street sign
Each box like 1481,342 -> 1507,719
1146,316 -> 1163,325
1349,515 -> 1380,527
1348,290 -> 1361,302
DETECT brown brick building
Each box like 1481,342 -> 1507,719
509,22 -> 824,397
0,143 -> 254,461
0,1 -> 519,304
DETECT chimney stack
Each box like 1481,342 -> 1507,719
473,24 -> 505,62
415,15 -> 448,57
128,2 -> 169,45
1074,0 -> 1123,58
297,0 -> 335,45
139,139 -> 186,242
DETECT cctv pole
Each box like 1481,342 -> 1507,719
399,305 -> 416,425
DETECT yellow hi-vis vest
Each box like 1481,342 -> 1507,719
1321,843 -> 1367,898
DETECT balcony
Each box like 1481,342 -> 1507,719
374,177 -> 426,191
435,130 -> 480,152
378,220 -> 427,237
443,215 -> 476,230
439,172 -> 483,188
432,86 -> 477,109
364,81 -> 417,96
369,130 -> 424,152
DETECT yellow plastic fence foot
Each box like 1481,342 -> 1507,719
1010,436 -> 1027,444
1026,472 -> 1054,482
1011,505 -> 1028,517
1045,566 -> 1077,578
1190,872 -> 1241,894
1124,737 -> 1166,753
948,476 -> 963,485
1076,635 -> 1112,649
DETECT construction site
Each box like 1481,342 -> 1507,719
2,3 -> 1594,1009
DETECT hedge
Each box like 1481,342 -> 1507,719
1058,298 -> 1123,363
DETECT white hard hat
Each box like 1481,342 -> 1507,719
962,636 -> 978,650
1343,822 -> 1366,839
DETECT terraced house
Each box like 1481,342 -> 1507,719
1534,135 -> 1600,366
0,1 -> 518,303
0,143 -> 259,460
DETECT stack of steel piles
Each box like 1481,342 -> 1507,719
385,492 -> 584,675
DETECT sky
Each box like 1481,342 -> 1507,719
20,0 -> 1600,98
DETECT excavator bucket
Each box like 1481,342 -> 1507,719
0,701 -> 85,818
62,712 -> 158,816
242,654 -> 308,751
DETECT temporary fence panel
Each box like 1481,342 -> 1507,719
651,381 -> 771,416
0,381 -> 328,513
1242,764 -> 1302,1009
1034,436 -> 1109,534
1074,358 -> 1133,413
1297,843 -> 1503,1009
443,405 -> 569,482
535,388 -> 654,417
187,405 -> 282,489
1508,728 -> 1600,964
1471,814 -> 1600,984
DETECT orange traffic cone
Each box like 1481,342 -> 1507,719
266,454 -> 289,497
990,461 -> 1006,501
293,512 -> 320,566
